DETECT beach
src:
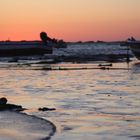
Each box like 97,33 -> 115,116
0,43 -> 140,140
0,111 -> 56,140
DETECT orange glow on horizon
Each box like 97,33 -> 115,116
0,0 -> 140,41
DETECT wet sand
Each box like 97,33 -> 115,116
0,111 -> 56,140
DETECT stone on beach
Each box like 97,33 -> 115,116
0,97 -> 7,105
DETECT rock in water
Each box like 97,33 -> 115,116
0,97 -> 24,111
0,97 -> 7,105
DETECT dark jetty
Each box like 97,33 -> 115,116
0,97 -> 25,111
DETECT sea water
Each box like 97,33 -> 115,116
0,60 -> 140,140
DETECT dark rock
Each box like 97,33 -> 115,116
38,107 -> 56,112
0,97 -> 7,105
0,97 -> 25,111
0,104 -> 25,111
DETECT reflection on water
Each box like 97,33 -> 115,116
0,61 -> 140,140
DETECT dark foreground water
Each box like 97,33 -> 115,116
0,60 -> 140,140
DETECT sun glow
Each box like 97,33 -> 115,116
0,0 -> 140,41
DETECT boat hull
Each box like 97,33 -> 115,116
124,41 -> 140,60
130,45 -> 140,60
0,47 -> 53,57
0,41 -> 53,57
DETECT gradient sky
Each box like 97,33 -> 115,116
0,0 -> 140,41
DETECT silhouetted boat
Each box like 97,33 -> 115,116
129,42 -> 140,60
127,38 -> 140,60
0,41 -> 53,57
122,37 -> 140,60
0,32 -> 67,57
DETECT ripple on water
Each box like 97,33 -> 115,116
0,62 -> 140,140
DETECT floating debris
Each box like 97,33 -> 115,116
38,107 -> 56,111
98,63 -> 112,67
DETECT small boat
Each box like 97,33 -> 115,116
122,37 -> 140,60
0,32 -> 67,57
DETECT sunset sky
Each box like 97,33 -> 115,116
0,0 -> 140,41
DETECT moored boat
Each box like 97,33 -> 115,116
0,32 -> 67,57
128,42 -> 140,60
122,37 -> 140,60
0,41 -> 53,57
